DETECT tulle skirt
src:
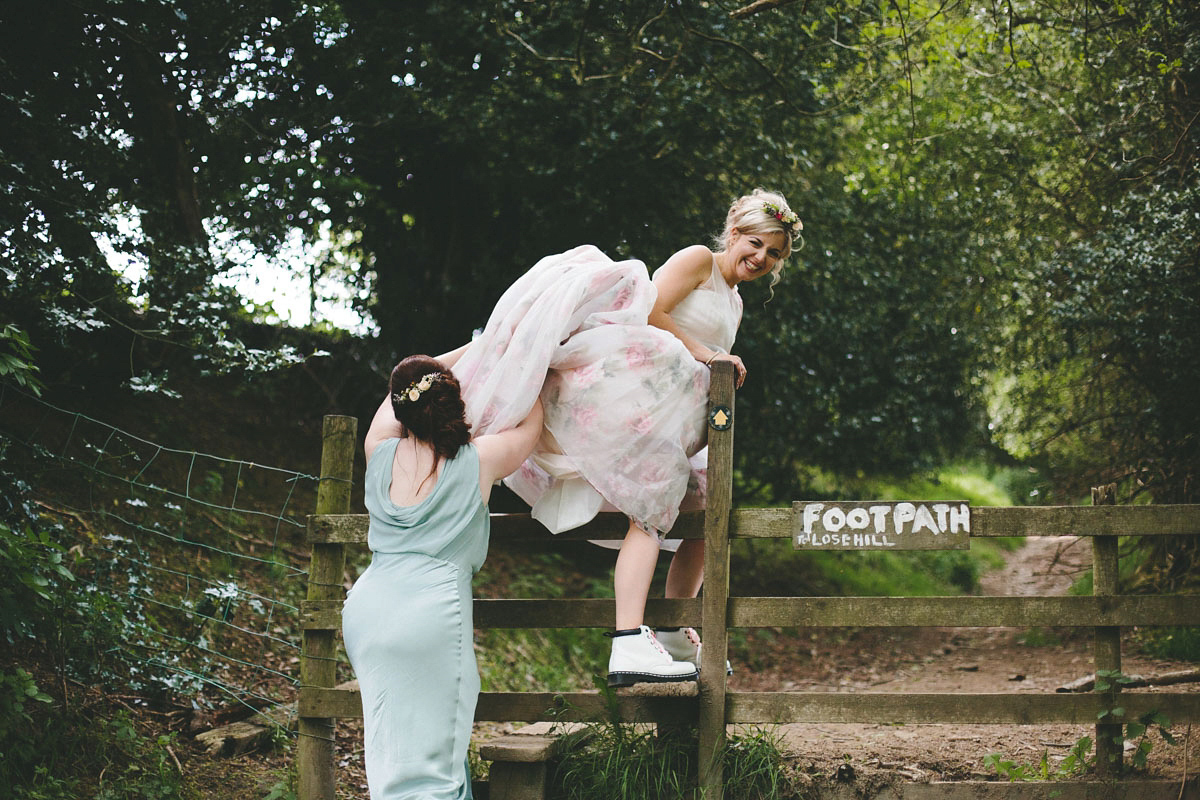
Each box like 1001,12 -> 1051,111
455,245 -> 710,536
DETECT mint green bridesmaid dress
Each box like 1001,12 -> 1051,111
343,440 -> 489,799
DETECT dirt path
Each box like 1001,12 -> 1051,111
752,536 -> 1199,787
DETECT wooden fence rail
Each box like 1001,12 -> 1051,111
297,362 -> 1200,799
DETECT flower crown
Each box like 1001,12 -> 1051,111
763,201 -> 803,235
393,372 -> 444,405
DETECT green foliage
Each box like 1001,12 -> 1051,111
1136,626 -> 1200,662
1015,628 -> 1062,648
984,735 -> 1094,781
0,668 -> 55,786
720,727 -> 797,800
1094,671 -> 1178,772
1095,702 -> 1177,772
261,778 -> 298,800
0,679 -> 192,800
0,325 -> 43,396
92,713 -> 191,800
551,686 -> 796,800
553,722 -> 696,799
476,627 -> 608,693
1120,711 -> 1177,772
0,462 -> 198,799
3,0 -> 1198,544
0,516 -> 75,641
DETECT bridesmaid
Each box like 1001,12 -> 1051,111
343,355 -> 543,799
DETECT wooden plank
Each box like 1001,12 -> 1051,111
301,597 -> 700,631
970,503 -> 1200,538
726,691 -> 1200,725
306,513 -> 366,544
308,503 -> 1200,544
478,735 -> 559,763
727,595 -> 1200,628
491,511 -> 704,542
298,414 -> 356,800
474,597 -> 699,629
477,691 -> 697,724
298,686 -> 355,717
792,501 -> 970,550
728,504 -> 1200,540
823,781 -> 1200,800
300,686 -> 1200,726
729,506 -> 791,539
298,687 -> 697,724
1092,484 -> 1123,776
301,594 -> 1199,632
699,360 -> 736,800
308,509 -> 707,544
299,599 -> 341,631
487,761 -> 547,800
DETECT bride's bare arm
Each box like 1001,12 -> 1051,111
649,244 -> 748,387
435,342 -> 471,369
364,395 -> 402,462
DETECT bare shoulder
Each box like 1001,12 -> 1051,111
656,244 -> 714,286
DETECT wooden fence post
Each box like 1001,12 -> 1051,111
1091,483 -> 1123,776
298,415 -> 357,800
698,361 -> 735,800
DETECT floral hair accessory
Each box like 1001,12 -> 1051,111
393,372 -> 443,405
763,201 -> 803,234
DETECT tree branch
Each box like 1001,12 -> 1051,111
729,0 -> 805,20
502,27 -> 575,63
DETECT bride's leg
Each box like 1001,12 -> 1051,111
664,538 -> 704,599
608,520 -> 698,686
613,521 -> 660,629
657,539 -> 705,662
658,539 -> 731,674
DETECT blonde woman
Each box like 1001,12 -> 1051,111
445,189 -> 803,685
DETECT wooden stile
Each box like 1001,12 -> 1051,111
698,360 -> 735,800
1091,484 -> 1123,776
296,371 -> 1200,800
297,415 -> 355,800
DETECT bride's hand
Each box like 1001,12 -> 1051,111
708,353 -> 747,388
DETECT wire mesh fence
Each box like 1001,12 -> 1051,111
0,383 -> 321,725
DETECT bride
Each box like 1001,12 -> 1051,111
441,188 -> 802,686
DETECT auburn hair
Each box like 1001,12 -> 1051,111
390,355 -> 471,464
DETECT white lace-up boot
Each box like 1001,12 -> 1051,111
654,627 -> 734,676
653,626 -> 702,664
606,625 -> 699,687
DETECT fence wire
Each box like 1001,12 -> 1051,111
0,384 -> 323,728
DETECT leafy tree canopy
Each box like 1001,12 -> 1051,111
2,0 -> 1197,524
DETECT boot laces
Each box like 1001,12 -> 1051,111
645,628 -> 668,655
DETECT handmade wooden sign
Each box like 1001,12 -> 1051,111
792,501 -> 971,550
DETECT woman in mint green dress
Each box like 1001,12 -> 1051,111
343,355 -> 543,800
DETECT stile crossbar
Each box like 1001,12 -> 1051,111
298,361 -> 1200,799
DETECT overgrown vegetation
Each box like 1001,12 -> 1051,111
984,670 -> 1180,782
0,465 -> 195,798
550,685 -> 797,800
984,737 -> 1095,782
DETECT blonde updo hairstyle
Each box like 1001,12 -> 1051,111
715,188 -> 803,291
